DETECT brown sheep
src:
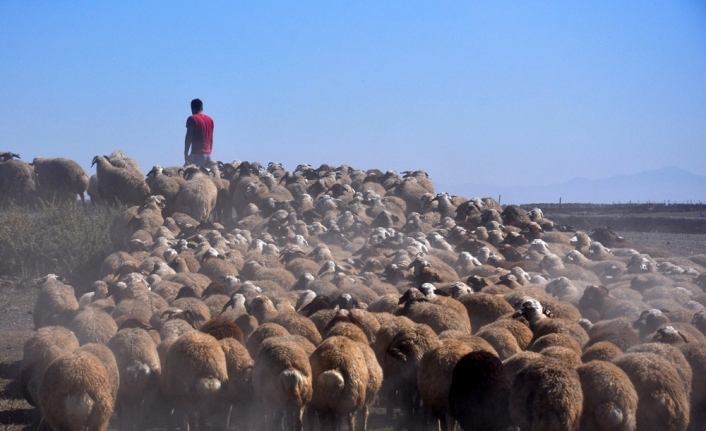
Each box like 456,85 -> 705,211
417,339 -> 475,431
20,326 -> 80,407
245,322 -> 289,358
576,360 -> 638,431
252,336 -> 313,431
107,327 -> 162,431
160,330 -> 229,431
38,349 -> 115,431
582,341 -> 623,363
509,356 -> 583,431
457,292 -> 514,333
309,336 -> 369,431
612,352 -> 689,431
382,322 -> 440,428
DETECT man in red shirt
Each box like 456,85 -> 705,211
184,98 -> 214,167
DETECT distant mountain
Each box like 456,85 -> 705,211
435,167 -> 706,205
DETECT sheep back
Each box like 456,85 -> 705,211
577,360 -> 638,431
310,336 -> 368,415
509,357 -> 583,431
612,352 -> 689,431
449,350 -> 513,431
38,350 -> 115,431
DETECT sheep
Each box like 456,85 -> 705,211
324,312 -> 370,344
398,288 -> 471,334
31,157 -> 89,205
626,342 -> 692,397
576,360 -> 638,431
69,307 -> 119,345
107,327 -> 162,431
146,165 -> 185,214
417,338 -> 475,431
77,343 -> 121,406
91,155 -> 150,206
108,150 -> 144,176
584,317 -> 641,352
173,167 -> 219,222
38,349 -> 116,431
509,356 -> 584,431
199,317 -> 245,344
245,322 -> 290,365
478,317 -> 535,350
530,332 -> 582,356
218,337 -> 255,429
382,322 -> 440,427
513,298 -> 589,347
475,325 -> 522,362
160,330 -> 229,431
678,342 -> 706,431
612,352 -> 689,431
545,276 -> 582,305
448,351 -> 514,431
582,341 -> 623,363
578,284 -> 645,321
0,157 -> 37,206
309,336 -> 369,431
20,325 -> 80,407
266,310 -> 323,346
457,292 -> 514,332
33,274 -> 79,329
252,336 -> 313,431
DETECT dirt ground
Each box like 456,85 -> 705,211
0,233 -> 704,430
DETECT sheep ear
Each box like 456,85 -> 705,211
679,331 -> 689,343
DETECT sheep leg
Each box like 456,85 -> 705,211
347,412 -> 356,431
444,413 -> 455,431
181,412 -> 191,431
437,413 -> 447,431
293,406 -> 305,431
305,406 -> 318,431
272,408 -> 284,431
357,406 -> 369,431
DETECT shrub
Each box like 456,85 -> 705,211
0,204 -> 122,287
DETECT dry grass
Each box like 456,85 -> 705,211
0,204 -> 121,286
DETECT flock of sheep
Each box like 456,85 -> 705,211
6,150 -> 706,431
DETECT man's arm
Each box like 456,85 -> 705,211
184,124 -> 193,164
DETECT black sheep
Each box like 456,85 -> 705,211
448,351 -> 513,431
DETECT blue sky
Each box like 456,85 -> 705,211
1,1 -> 704,190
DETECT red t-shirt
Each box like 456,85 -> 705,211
186,113 -> 214,154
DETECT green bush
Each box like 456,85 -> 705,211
0,204 -> 122,286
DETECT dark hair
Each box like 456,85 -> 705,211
191,98 -> 203,112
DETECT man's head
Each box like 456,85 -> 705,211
191,99 -> 203,114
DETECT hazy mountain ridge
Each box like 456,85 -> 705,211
436,166 -> 706,205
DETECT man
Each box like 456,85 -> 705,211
184,98 -> 214,167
